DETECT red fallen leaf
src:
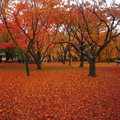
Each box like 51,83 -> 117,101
0,62 -> 120,119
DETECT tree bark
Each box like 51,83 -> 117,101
0,55 -> 2,63
68,47 -> 72,66
35,53 -> 42,70
62,50 -> 67,64
47,55 -> 51,63
24,55 -> 30,76
80,61 -> 84,67
79,53 -> 84,67
36,60 -> 42,70
88,59 -> 96,77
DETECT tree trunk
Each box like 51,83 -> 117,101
68,47 -> 72,66
33,52 -> 42,70
80,61 -> 84,67
62,51 -> 67,64
47,55 -> 51,63
36,60 -> 42,70
5,50 -> 10,62
107,54 -> 111,64
24,55 -> 30,76
79,53 -> 84,67
88,59 -> 96,77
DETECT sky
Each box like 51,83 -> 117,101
64,0 -> 120,5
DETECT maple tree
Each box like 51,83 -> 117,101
112,35 -> 120,55
0,0 -> 31,75
0,23 -> 16,62
0,0 -> 120,77
54,32 -> 75,64
12,0 -> 61,69
57,0 -> 120,77
0,0 -> 62,74
100,42 -> 116,62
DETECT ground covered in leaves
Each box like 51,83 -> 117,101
0,62 -> 120,120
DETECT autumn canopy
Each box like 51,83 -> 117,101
0,0 -> 120,76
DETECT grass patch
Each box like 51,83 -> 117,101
42,66 -> 86,70
0,65 -> 35,70
0,64 -> 87,70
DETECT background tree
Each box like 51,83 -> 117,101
12,0 -> 61,69
58,0 -> 120,76
0,0 -> 32,75
0,23 -> 17,62
0,0 -> 61,73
